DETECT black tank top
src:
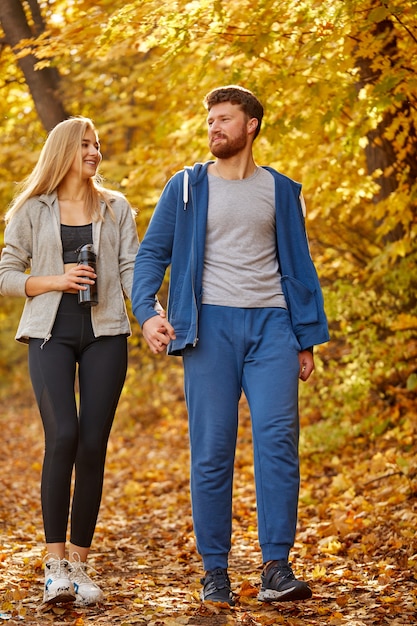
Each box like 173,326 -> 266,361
61,223 -> 93,263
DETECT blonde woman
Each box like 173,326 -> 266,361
0,117 -> 139,606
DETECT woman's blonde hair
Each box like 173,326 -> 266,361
5,116 -> 113,223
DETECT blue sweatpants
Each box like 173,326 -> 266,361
183,304 -> 301,571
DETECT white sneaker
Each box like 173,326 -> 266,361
69,556 -> 104,606
43,557 -> 76,604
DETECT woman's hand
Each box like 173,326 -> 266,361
62,264 -> 97,293
25,264 -> 96,297
142,314 -> 176,354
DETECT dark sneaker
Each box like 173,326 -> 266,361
258,560 -> 312,602
200,568 -> 235,606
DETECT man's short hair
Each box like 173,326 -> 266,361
203,85 -> 264,139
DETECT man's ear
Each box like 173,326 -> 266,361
248,118 -> 258,134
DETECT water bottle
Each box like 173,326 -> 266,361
77,244 -> 98,307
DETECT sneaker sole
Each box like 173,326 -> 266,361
72,583 -> 103,605
43,590 -> 76,605
258,585 -> 312,602
200,591 -> 235,606
74,593 -> 104,607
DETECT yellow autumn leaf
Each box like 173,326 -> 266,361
311,565 -> 327,580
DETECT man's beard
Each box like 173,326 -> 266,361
209,128 -> 248,159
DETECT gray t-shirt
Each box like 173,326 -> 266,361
202,167 -> 287,308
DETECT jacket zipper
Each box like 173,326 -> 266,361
40,333 -> 52,349
40,203 -> 63,349
188,179 -> 199,347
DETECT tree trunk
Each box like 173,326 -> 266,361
356,16 -> 417,203
0,0 -> 68,131
355,15 -> 417,243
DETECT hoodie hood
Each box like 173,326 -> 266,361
183,162 -> 213,206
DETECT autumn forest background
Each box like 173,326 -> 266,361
0,1 -> 416,624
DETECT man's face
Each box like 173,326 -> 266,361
207,102 -> 252,159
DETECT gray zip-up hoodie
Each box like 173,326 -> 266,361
0,191 -> 139,344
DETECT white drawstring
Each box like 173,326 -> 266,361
183,169 -> 189,208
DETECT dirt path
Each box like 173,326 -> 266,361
0,392 -> 416,625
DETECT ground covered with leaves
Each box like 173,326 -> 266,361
0,376 -> 416,625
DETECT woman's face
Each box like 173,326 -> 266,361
68,127 -> 102,180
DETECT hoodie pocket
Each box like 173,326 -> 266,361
281,275 -> 318,331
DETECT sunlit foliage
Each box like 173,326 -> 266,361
1,0 -> 416,426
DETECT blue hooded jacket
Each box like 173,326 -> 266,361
132,162 -> 329,355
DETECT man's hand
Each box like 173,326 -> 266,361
142,314 -> 176,354
298,350 -> 314,381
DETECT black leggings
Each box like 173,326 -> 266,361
28,294 -> 127,547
